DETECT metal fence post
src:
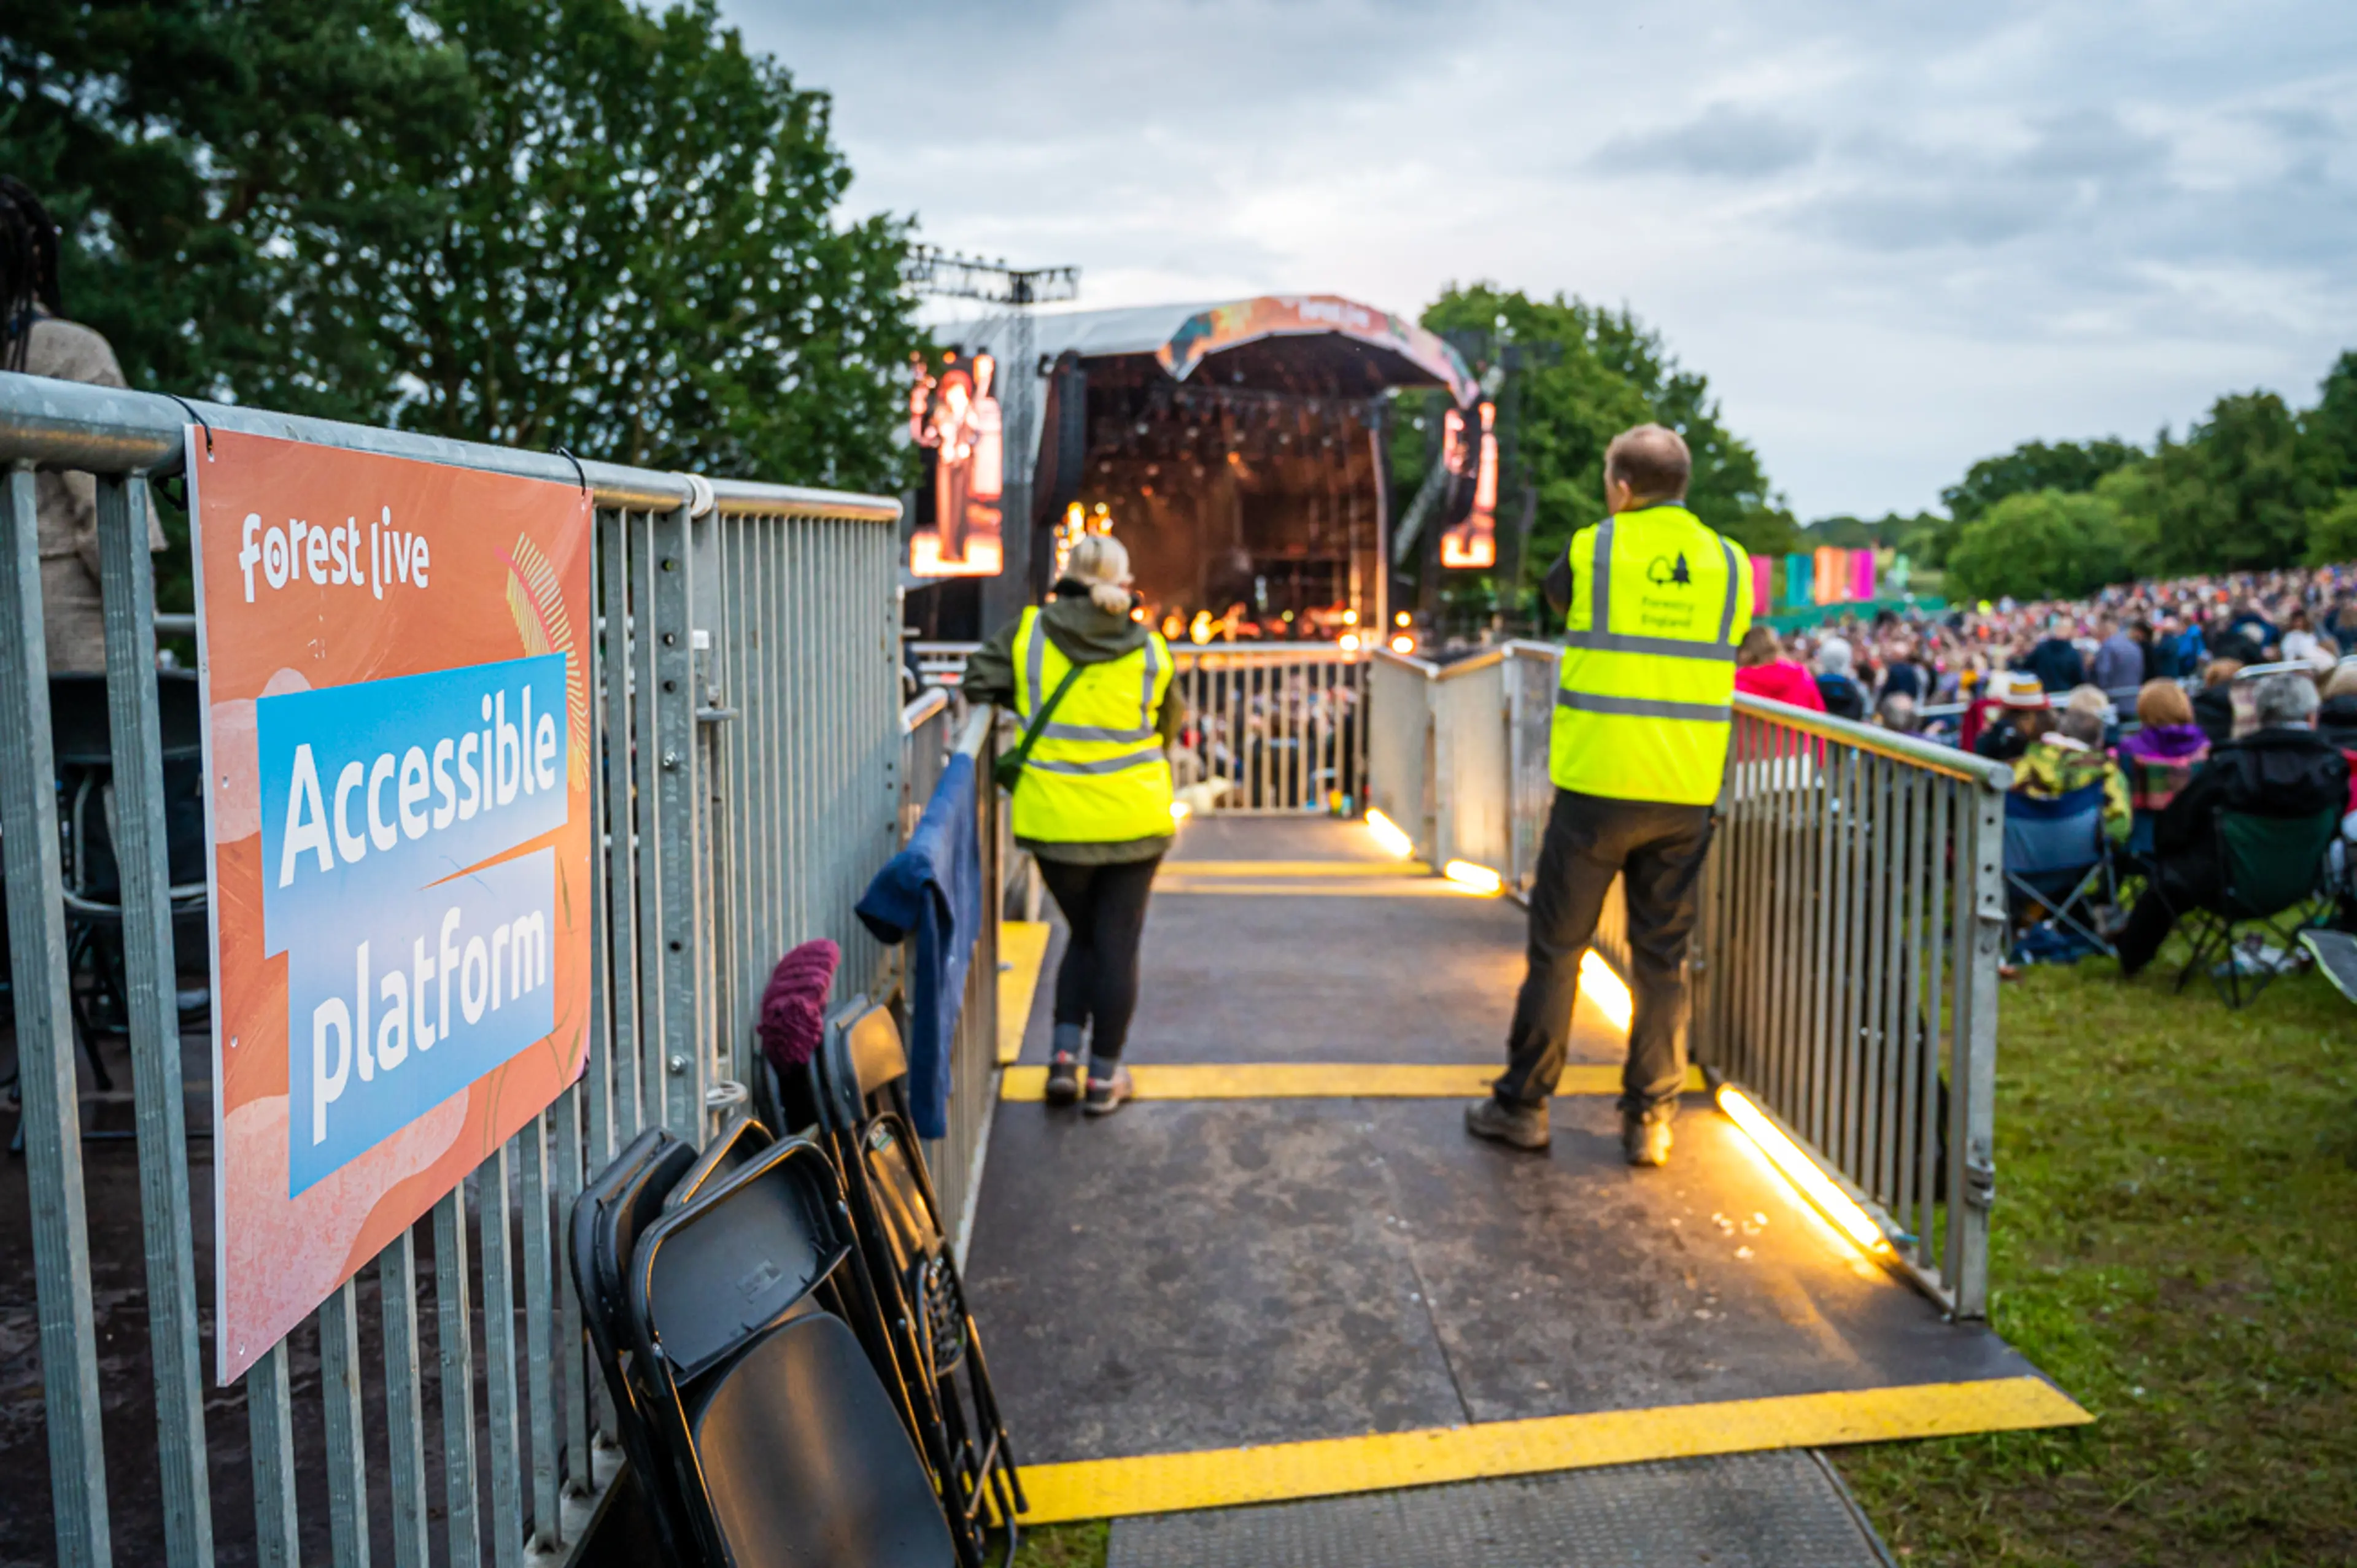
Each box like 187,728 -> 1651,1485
247,1342 -> 300,1568
0,463 -> 112,1568
319,1278 -> 372,1568
647,504 -> 705,1139
437,1189 -> 482,1568
1953,779 -> 2006,1316
95,471 -> 215,1565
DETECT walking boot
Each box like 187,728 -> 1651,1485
1465,1095 -> 1550,1151
1045,1051 -> 1081,1106
1622,1111 -> 1673,1168
1083,1065 -> 1134,1118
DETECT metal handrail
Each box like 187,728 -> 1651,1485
1733,692 -> 2014,789
0,372 -> 902,522
902,687 -> 952,734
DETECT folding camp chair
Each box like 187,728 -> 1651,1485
2174,807 -> 2340,1008
625,1135 -> 961,1568
2003,784 -> 2118,963
2299,928 -> 2357,1005
570,1128 -> 704,1564
808,999 -> 1025,1568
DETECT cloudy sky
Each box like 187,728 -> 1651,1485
720,0 -> 2357,522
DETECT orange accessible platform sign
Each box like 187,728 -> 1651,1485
187,429 -> 594,1383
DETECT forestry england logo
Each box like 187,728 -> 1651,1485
1646,552 -> 1693,588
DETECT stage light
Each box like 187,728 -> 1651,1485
1364,809 -> 1414,859
1341,609 -> 1359,626
1576,950 -> 1632,1032
1169,801 -> 1191,822
1390,634 -> 1415,654
1715,1083 -> 1891,1257
1395,611 -> 1412,628
1442,859 -> 1502,895
1339,633 -> 1361,651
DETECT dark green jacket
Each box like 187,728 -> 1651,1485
964,584 -> 1183,864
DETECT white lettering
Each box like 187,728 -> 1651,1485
439,908 -> 462,1041
333,761 -> 368,865
304,520 -> 328,585
508,911 -> 546,998
490,924 -> 508,1010
457,732 -> 480,820
263,526 -> 290,589
279,744 -> 333,887
354,941 -> 373,1083
412,937 -> 437,1051
397,746 -> 430,840
329,522 -> 350,584
431,738 -> 457,830
411,536 -> 429,589
461,935 -> 490,1024
376,965 -> 410,1070
366,753 -> 398,853
495,691 -> 520,806
535,711 -> 558,793
312,997 -> 352,1145
239,514 -> 261,603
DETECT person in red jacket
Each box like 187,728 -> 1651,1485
1733,626 -> 1827,712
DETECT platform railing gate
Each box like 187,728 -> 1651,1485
1492,655 -> 2005,1317
0,370 -> 932,1566
1168,644 -> 1369,814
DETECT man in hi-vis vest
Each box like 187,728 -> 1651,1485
1467,425 -> 1751,1166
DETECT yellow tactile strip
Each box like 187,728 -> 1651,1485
1161,860 -> 1429,877
996,921 -> 1051,1066
1155,879 -> 1487,897
1015,1376 -> 2091,1523
999,1062 -> 1705,1102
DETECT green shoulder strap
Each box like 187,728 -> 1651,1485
994,659 -> 1085,792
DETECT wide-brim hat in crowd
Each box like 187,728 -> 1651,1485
1992,671 -> 2047,709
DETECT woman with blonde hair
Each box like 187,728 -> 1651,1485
2116,679 -> 2210,843
962,534 -> 1180,1115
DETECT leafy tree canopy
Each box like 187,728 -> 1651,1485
1945,489 -> 2132,603
1401,284 -> 1797,618
2110,391 -> 2328,577
1940,437 -> 2145,526
4,0 -> 924,485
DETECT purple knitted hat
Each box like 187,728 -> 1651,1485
758,938 -> 840,1071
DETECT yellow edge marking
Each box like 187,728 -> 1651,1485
1017,1376 -> 2091,1523
1000,1062 -> 1705,1102
1163,859 -> 1431,878
996,922 -> 1051,1066
1156,879 -> 1482,897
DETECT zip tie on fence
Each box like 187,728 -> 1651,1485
163,393 -> 214,457
552,443 -> 590,496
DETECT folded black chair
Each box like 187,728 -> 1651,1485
808,999 -> 1025,1567
625,1134 -> 961,1568
570,1127 -> 704,1564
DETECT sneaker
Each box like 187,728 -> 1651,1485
1045,1051 -> 1082,1108
1464,1096 -> 1550,1151
1083,1066 -> 1134,1118
1622,1113 -> 1673,1168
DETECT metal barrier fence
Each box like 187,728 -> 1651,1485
1693,695 -> 2007,1318
1420,642 -> 2003,1317
0,371 -> 961,1566
1169,645 -> 1368,814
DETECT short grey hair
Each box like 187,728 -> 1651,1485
2253,670 -> 2320,728
2059,706 -> 2105,746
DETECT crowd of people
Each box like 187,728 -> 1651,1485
1732,565 -> 2357,978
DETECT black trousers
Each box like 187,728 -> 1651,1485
2113,854 -> 2218,975
1496,789 -> 1715,1119
1037,854 -> 1162,1060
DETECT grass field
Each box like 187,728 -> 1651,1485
1009,949 -> 2357,1567
1835,952 -> 2357,1565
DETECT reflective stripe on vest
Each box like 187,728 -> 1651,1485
1012,609 -> 1175,841
1550,505 -> 1751,806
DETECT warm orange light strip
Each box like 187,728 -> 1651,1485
1576,951 -> 1632,1032
1715,1083 -> 1890,1256
1441,859 -> 1503,895
1364,809 -> 1415,859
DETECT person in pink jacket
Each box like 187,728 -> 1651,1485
1733,626 -> 1827,712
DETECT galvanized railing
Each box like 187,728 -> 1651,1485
1169,644 -> 1369,814
0,371 -> 966,1566
1694,695 -> 2007,1316
1415,641 -> 2005,1316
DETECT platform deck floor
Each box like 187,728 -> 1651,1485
973,816 -> 2083,1540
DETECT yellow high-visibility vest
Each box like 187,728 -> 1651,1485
1010,608 -> 1175,842
1550,504 -> 1752,805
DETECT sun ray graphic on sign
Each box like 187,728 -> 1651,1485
501,534 -> 589,790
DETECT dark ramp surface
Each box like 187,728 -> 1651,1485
1092,816 -> 1624,1067
966,1095 -> 2035,1466
1107,1452 -> 1894,1568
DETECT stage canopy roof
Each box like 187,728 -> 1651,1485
964,295 -> 1479,408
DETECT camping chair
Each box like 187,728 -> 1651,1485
570,1128 -> 704,1564
2299,928 -> 2357,1005
2174,808 -> 2341,1008
624,1134 -> 961,1568
808,999 -> 1025,1568
2003,785 -> 2119,963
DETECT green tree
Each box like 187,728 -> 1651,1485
2307,490 -> 2357,567
2110,392 -> 2328,576
3,0 -> 924,499
2302,351 -> 2357,495
1940,438 -> 2145,525
1945,489 -> 2133,602
1407,284 -> 1797,619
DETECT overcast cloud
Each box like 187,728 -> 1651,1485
718,0 -> 2357,520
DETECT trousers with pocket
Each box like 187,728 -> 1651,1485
1493,788 -> 1715,1120
1037,854 -> 1162,1060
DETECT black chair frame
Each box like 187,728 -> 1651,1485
2172,811 -> 2339,1009
806,999 -> 1025,1568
